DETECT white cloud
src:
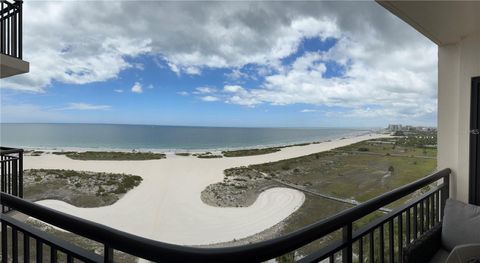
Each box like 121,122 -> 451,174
185,66 -> 201,75
222,34 -> 437,120
195,86 -> 216,94
1,1 -> 437,123
132,63 -> 145,70
177,91 -> 189,96
0,104 -> 66,123
0,2 -> 155,92
168,62 -> 181,76
114,89 -> 124,93
301,109 -> 317,113
64,103 -> 111,110
223,85 -> 244,93
2,2 -> 347,91
147,84 -> 154,89
201,96 -> 219,102
2,33 -> 151,92
167,63 -> 201,76
225,69 -> 249,81
131,82 -> 143,93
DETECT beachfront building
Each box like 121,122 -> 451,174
387,124 -> 403,132
1,0 -> 479,262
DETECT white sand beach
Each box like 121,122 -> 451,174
25,133 -> 388,245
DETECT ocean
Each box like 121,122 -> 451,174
0,123 -> 371,151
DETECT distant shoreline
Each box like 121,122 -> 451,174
25,133 -> 389,245
19,131 -> 381,155
1,123 -> 377,153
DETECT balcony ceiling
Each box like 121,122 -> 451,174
377,0 -> 480,45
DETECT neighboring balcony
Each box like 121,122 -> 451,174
0,0 -> 29,79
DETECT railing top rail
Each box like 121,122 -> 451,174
0,147 -> 24,154
0,168 -> 450,263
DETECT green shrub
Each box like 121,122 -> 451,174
65,151 -> 166,161
388,166 -> 395,173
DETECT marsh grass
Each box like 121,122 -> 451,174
222,147 -> 281,157
24,169 -> 142,207
206,134 -> 437,258
64,151 -> 166,161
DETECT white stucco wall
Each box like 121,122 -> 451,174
438,31 -> 480,203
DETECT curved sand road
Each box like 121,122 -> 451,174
25,133 -> 387,245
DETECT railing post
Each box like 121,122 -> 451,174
1,1 -> 4,54
36,240 -> 43,262
104,244 -> 114,263
18,151 -> 23,198
12,226 -> 18,263
17,0 -> 22,59
342,223 -> 352,263
441,173 -> 450,219
2,222 -> 8,263
12,159 -> 17,196
23,234 -> 29,263
1,155 -> 4,193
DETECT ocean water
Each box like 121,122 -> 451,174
0,123 -> 371,151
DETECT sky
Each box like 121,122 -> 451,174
0,1 -> 438,128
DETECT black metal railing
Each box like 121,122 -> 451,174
0,166 -> 450,263
0,0 -> 22,59
0,147 -> 23,213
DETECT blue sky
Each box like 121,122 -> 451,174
0,1 -> 438,128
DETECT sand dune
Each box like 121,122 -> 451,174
26,133 -> 388,245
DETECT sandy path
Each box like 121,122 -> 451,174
26,133 -> 387,245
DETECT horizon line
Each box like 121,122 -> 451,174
0,122 -> 436,129
0,122 -> 392,129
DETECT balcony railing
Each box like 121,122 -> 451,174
0,147 -> 23,213
0,149 -> 450,262
0,0 -> 23,59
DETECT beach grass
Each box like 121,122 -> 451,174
194,152 -> 223,158
220,142 -> 314,158
222,147 -> 281,157
63,151 -> 166,161
197,154 -> 223,159
175,152 -> 191,156
250,139 -> 436,203
203,133 -> 437,255
26,150 -> 45,156
52,151 -> 77,155
24,169 -> 143,207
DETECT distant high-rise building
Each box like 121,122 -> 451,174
387,124 -> 402,132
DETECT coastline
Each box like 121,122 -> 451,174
23,132 -> 390,245
20,130 -> 379,155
